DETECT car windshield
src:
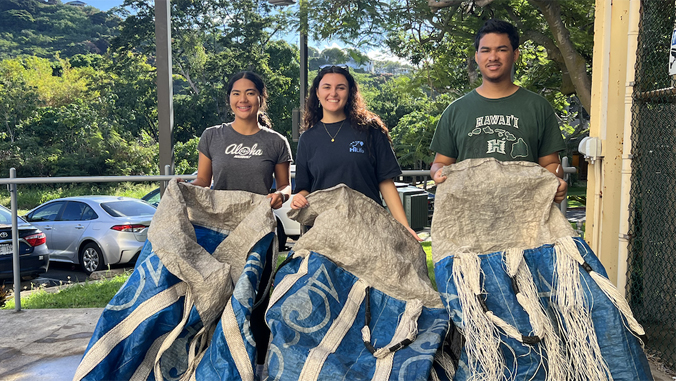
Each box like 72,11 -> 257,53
0,207 -> 26,225
100,200 -> 156,217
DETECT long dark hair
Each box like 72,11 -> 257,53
303,66 -> 391,143
226,71 -> 272,128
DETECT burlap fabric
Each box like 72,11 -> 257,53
148,179 -> 276,327
288,184 -> 442,308
431,158 -> 575,262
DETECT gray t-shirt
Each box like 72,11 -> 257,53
198,123 -> 292,195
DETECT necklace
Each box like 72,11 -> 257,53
322,120 -> 345,142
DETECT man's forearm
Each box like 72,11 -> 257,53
430,162 -> 444,178
543,162 -> 563,178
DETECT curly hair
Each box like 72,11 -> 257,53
226,71 -> 273,128
303,66 -> 391,143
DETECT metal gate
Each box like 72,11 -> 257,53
627,0 -> 676,369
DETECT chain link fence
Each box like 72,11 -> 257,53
627,0 -> 676,370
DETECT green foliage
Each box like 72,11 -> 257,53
111,0 -> 299,141
0,0 -> 590,185
174,136 -> 200,176
390,93 -> 458,169
304,0 -> 594,111
1,272 -> 131,309
0,0 -> 120,60
0,183 -> 157,211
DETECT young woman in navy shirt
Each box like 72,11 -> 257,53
291,65 -> 421,241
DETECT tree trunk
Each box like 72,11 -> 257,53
467,54 -> 479,85
428,0 -> 593,114
175,60 -> 200,96
528,0 -> 592,114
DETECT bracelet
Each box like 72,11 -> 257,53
275,191 -> 288,202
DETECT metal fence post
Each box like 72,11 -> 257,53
10,168 -> 21,311
163,164 -> 172,192
559,156 -> 578,215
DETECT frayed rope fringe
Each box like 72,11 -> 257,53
453,252 -> 506,380
556,237 -> 645,337
503,249 -> 567,381
553,237 -> 612,381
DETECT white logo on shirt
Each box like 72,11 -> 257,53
486,139 -> 506,154
225,143 -> 263,159
475,114 -> 519,128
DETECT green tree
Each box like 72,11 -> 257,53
304,0 -> 594,114
111,0 -> 299,143
0,55 -> 158,178
0,0 -> 120,59
390,93 -> 457,170
0,59 -> 40,144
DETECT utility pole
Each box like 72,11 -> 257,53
156,0 -> 174,194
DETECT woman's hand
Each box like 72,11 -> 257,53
406,226 -> 423,242
290,193 -> 309,209
267,191 -> 286,210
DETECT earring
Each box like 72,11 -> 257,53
318,102 -> 322,109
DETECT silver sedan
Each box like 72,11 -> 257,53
24,196 -> 156,274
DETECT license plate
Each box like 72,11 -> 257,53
0,244 -> 12,255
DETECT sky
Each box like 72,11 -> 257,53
80,0 -> 403,63
79,0 -> 123,11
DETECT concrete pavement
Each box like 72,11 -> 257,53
0,307 -> 674,381
0,235 -> 674,381
0,308 -> 102,381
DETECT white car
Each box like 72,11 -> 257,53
271,165 -> 301,250
24,196 -> 156,274
274,194 -> 300,250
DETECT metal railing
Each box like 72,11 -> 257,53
0,166 -> 197,311
1,164 -> 577,312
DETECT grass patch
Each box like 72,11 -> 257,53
0,182 -> 158,212
2,273 -> 131,309
421,241 -> 436,290
567,186 -> 586,209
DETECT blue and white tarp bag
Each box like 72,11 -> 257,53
73,179 -> 278,381
266,185 -> 453,381
432,158 -> 653,381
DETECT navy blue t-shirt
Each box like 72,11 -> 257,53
294,119 -> 402,205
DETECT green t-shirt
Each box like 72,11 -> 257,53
430,88 -> 566,163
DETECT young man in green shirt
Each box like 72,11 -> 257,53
429,19 -> 568,203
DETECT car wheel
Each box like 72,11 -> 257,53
276,218 -> 287,251
80,243 -> 104,275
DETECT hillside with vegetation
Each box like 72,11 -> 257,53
0,0 -> 120,60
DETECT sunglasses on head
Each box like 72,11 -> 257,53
318,64 -> 349,72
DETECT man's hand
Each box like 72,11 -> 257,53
432,168 -> 447,184
554,177 -> 568,204
430,153 -> 455,185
